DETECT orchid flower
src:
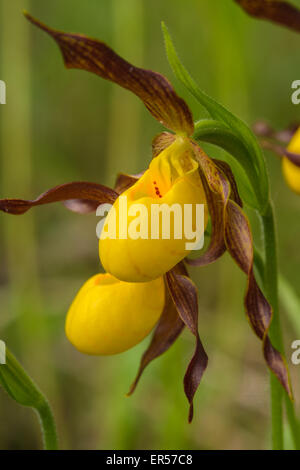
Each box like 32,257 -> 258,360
0,13 -> 292,423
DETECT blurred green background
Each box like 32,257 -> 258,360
0,0 -> 300,450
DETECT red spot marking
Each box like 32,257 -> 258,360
153,180 -> 162,198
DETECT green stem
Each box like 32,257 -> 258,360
0,347 -> 59,450
37,401 -> 58,450
261,202 -> 299,449
285,396 -> 300,450
262,202 -> 283,449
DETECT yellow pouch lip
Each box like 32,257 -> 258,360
125,139 -> 200,204
99,136 -> 207,284
65,273 -> 165,355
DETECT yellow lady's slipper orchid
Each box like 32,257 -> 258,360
66,273 -> 165,355
99,137 -> 208,283
282,127 -> 300,194
0,13 -> 291,422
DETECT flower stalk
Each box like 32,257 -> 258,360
36,400 -> 58,451
261,202 -> 284,449
261,202 -> 300,449
0,348 -> 58,450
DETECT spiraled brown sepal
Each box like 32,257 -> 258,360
127,291 -> 184,396
186,145 -> 230,266
166,269 -> 208,422
187,171 -> 227,266
213,159 -> 243,207
235,0 -> 300,33
24,13 -> 194,135
225,199 -> 293,398
190,142 -> 292,398
0,182 -> 118,215
128,262 -> 187,396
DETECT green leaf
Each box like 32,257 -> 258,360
0,348 -> 42,407
193,119 -> 259,209
162,22 -> 270,214
0,347 -> 58,449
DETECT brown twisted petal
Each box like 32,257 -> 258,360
166,269 -> 208,422
187,172 -> 227,266
63,199 -> 101,214
225,199 -> 292,398
193,144 -> 231,199
0,182 -> 118,215
127,290 -> 184,396
187,145 -> 292,397
186,145 -> 230,266
213,159 -> 243,207
152,132 -> 176,158
235,0 -> 300,33
128,262 -> 186,396
24,13 -> 194,136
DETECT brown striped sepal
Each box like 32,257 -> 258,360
0,181 -> 118,215
235,0 -> 300,33
25,13 -> 194,136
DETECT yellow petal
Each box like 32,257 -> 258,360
99,138 -> 208,282
282,127 -> 300,194
65,273 -> 165,355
